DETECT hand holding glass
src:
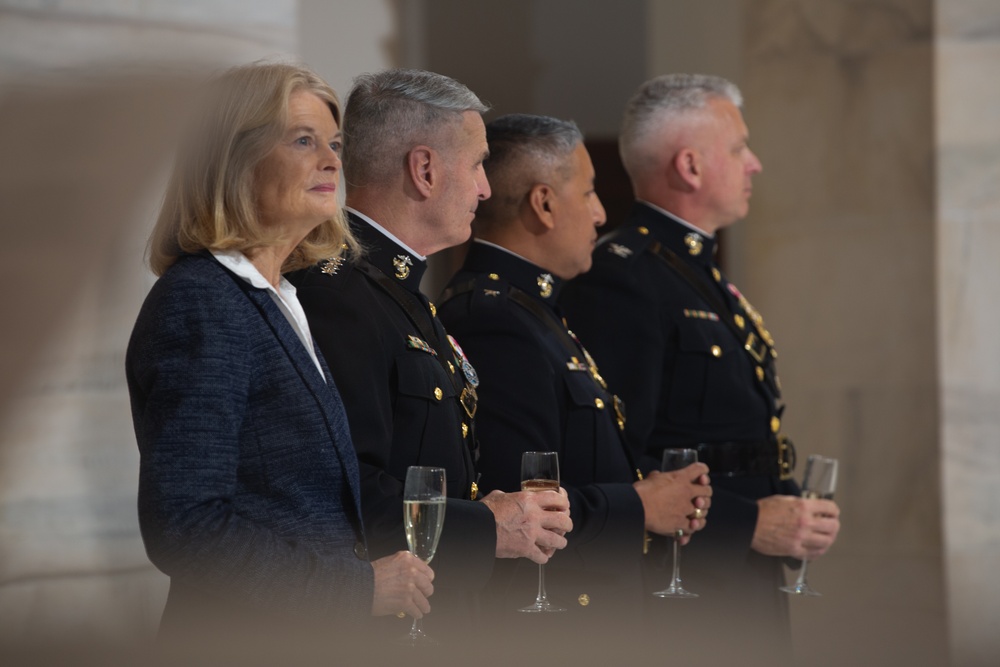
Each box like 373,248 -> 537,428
401,466 -> 446,644
518,451 -> 565,612
780,455 -> 838,596
653,448 -> 699,598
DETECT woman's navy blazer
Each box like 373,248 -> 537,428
126,253 -> 373,624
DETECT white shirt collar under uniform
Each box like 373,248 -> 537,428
210,249 -> 326,382
346,206 -> 427,261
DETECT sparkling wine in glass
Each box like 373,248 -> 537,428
401,466 -> 446,644
780,455 -> 837,596
653,448 -> 699,598
518,451 -> 565,613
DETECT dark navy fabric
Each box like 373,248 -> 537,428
562,203 -> 798,662
288,217 -> 496,595
127,252 -> 373,627
438,243 -> 646,634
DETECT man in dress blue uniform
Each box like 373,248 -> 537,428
560,74 -> 841,664
437,114 -> 712,651
289,70 -> 572,645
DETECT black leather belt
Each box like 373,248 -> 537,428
692,438 -> 796,479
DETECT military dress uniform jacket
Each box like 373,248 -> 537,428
288,215 -> 495,594
438,242 -> 646,624
560,203 -> 799,656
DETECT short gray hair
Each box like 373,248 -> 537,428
619,73 -> 743,178
342,68 -> 489,189
475,114 -> 583,228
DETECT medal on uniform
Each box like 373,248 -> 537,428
447,335 -> 479,388
406,335 -> 437,356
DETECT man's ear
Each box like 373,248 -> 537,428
668,148 -> 700,192
527,183 -> 556,231
407,146 -> 434,198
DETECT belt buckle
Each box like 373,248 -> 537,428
777,435 -> 796,480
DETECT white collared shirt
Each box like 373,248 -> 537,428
637,199 -> 715,238
346,206 -> 427,261
210,249 -> 326,382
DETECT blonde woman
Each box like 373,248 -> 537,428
126,62 -> 433,643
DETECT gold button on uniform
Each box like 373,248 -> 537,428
710,345 -> 722,357
637,226 -> 649,235
462,422 -> 469,438
488,273 -> 500,281
578,594 -> 590,607
771,416 -> 781,433
434,387 -> 443,401
734,314 -> 745,329
756,366 -> 765,381
447,361 -> 455,374
594,398 -> 605,409
429,302 -> 436,317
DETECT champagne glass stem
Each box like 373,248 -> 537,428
536,563 -> 548,604
670,535 -> 682,587
409,616 -> 423,640
794,560 -> 809,588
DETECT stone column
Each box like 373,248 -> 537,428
937,2 -> 1000,665
0,1 -> 297,644
649,1 -> 948,665
740,1 -> 947,665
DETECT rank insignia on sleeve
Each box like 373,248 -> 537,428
607,243 -> 633,258
683,309 -> 719,321
406,335 -> 437,356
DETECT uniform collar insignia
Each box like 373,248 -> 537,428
537,272 -> 555,298
319,256 -> 344,275
684,232 -> 704,256
608,243 -> 633,258
393,254 -> 413,280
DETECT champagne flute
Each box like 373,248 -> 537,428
518,451 -> 565,613
780,455 -> 838,596
400,466 -> 446,644
653,448 -> 699,598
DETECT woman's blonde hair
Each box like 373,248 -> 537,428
148,61 -> 357,276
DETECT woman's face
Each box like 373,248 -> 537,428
255,89 -> 342,236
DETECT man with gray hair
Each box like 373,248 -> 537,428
290,70 -> 572,639
437,113 -> 712,643
561,74 -> 841,661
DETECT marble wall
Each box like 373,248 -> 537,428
650,1 -> 949,665
937,2 -> 1000,665
0,0 -> 297,647
743,1 -> 947,664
